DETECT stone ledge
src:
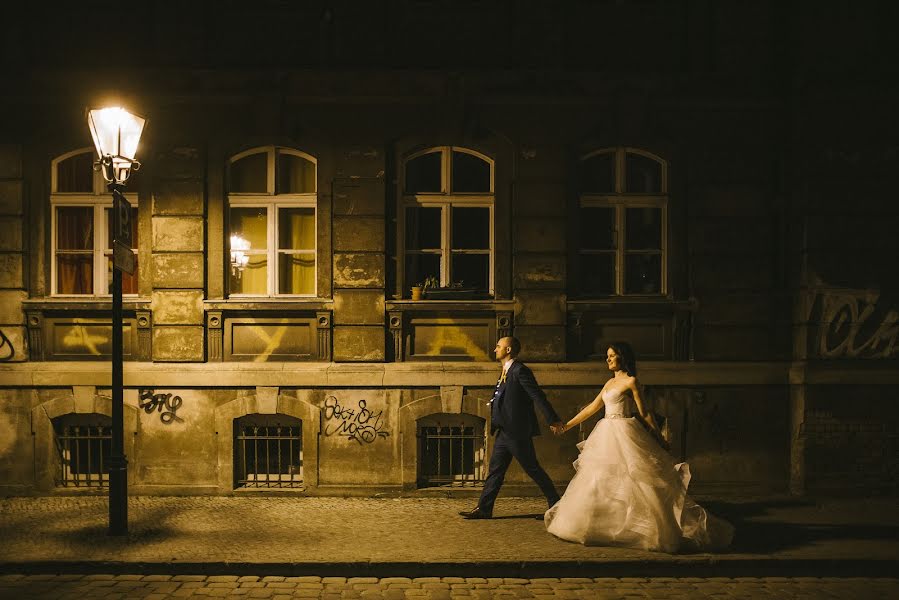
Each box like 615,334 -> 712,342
2,361 -> 896,387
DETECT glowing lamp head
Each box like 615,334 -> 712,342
87,107 -> 146,183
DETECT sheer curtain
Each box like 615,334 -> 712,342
56,207 -> 93,294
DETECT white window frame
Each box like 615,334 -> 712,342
227,146 -> 318,298
400,146 -> 495,295
50,148 -> 139,297
578,147 -> 668,296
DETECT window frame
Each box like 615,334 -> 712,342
50,148 -> 139,297
399,146 -> 495,295
227,146 -> 318,298
577,147 -> 668,297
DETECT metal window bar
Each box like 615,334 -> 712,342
54,424 -> 111,487
419,424 -> 486,487
235,424 -> 303,488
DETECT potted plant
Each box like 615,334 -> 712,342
411,275 -> 439,301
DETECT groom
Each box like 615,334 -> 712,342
460,336 -> 565,520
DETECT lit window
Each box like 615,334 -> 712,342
51,149 -> 139,296
417,413 -> 486,487
53,413 -> 112,488
234,414 -> 303,488
227,147 -> 317,297
401,147 -> 494,296
577,148 -> 667,296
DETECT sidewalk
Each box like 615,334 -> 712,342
1,495 -> 897,577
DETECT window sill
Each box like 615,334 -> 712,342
205,298 -> 334,311
568,297 -> 697,312
387,299 -> 514,311
23,298 -> 151,311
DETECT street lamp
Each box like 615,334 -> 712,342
87,106 -> 146,536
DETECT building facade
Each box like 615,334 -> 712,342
1,1 -> 897,497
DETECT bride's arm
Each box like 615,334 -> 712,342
562,392 -> 605,433
631,380 -> 659,432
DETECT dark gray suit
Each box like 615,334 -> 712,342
478,361 -> 561,515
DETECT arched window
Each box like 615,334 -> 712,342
576,147 -> 667,296
50,149 -> 139,296
401,147 -> 494,297
227,146 -> 317,297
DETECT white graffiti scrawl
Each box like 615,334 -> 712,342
808,282 -> 899,359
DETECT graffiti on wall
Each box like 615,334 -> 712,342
0,329 -> 13,361
138,389 -> 185,424
808,282 -> 899,359
323,396 -> 389,444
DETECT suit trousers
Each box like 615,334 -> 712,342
478,429 -> 560,515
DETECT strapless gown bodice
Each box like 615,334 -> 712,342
545,385 -> 734,553
600,387 -> 631,418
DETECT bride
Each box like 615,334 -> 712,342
545,342 -> 734,553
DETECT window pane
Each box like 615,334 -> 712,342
578,253 -> 615,295
579,152 -> 615,193
450,253 -> 489,291
625,207 -> 662,250
230,152 -> 268,193
107,256 -> 139,294
56,153 -> 94,193
278,208 -> 315,250
625,153 -> 662,193
230,207 -> 268,249
405,206 -> 441,250
579,207 -> 615,250
106,207 -> 138,250
57,254 -> 93,294
229,255 -> 267,294
451,207 -> 489,249
278,252 -> 315,294
451,151 -> 490,193
57,207 -> 93,250
404,151 -> 442,193
625,254 -> 662,294
278,153 -> 316,193
405,253 -> 440,288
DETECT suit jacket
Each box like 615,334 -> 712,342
490,361 -> 560,439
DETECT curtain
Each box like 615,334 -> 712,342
56,207 -> 93,294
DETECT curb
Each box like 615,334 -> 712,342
2,559 -> 898,578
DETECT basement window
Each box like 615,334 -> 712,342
417,413 -> 486,487
234,414 -> 303,488
53,413 -> 111,488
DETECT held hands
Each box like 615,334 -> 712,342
550,421 -> 568,436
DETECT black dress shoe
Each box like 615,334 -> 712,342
459,507 -> 492,519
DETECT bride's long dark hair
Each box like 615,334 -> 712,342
608,341 -> 637,376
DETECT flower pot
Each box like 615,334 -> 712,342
411,286 -> 423,301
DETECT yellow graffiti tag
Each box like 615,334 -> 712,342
61,320 -> 109,355
247,321 -> 290,362
421,326 -> 490,361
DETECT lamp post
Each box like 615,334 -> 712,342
87,106 -> 146,536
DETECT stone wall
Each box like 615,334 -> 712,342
0,363 -> 797,496
0,145 -> 25,363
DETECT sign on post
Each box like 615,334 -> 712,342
112,189 -> 135,275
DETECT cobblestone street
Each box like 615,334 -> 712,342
2,496 -> 897,598
1,574 -> 897,599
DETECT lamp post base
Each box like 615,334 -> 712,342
108,455 -> 128,536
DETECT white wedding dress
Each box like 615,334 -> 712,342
545,387 -> 734,553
